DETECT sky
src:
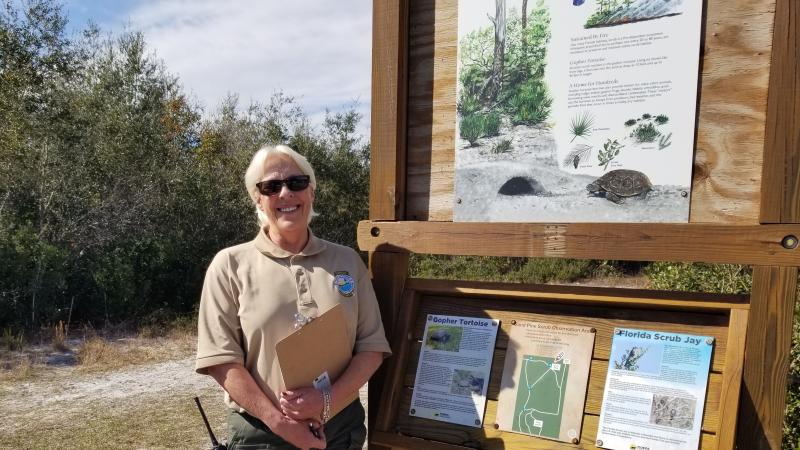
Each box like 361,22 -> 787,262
61,0 -> 373,135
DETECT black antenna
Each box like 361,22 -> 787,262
194,396 -> 226,450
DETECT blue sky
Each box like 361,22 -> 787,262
61,0 -> 373,134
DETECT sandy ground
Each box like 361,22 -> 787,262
454,124 -> 690,222
0,353 -> 369,448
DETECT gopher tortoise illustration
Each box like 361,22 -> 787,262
587,169 -> 652,204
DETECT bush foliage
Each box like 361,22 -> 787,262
0,1 -> 369,330
458,2 -> 552,140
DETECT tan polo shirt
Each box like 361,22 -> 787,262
195,227 -> 392,411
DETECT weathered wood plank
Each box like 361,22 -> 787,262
737,266 -> 798,449
376,289 -> 420,432
690,0 -> 775,223
371,0 -> 408,220
406,0 -> 457,221
391,399 -> 718,450
716,308 -> 748,450
367,251 -> 410,435
358,221 -> 800,265
405,278 -> 750,311
760,0 -> 800,223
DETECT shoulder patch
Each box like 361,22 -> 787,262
333,271 -> 355,297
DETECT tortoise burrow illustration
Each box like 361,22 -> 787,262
586,169 -> 653,204
498,176 -> 548,196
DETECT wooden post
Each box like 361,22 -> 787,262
760,0 -> 800,223
737,266 -> 798,449
371,0 -> 409,220
368,251 -> 409,437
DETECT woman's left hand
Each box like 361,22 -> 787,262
279,387 -> 324,421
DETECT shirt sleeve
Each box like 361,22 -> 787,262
195,250 -> 245,374
354,258 -> 393,357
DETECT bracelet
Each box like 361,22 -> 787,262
320,388 -> 332,424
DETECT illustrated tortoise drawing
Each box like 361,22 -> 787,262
586,169 -> 652,204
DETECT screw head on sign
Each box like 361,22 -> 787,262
370,227 -> 380,237
782,235 -> 798,250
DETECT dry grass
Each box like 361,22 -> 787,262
75,332 -> 195,374
52,321 -> 68,352
0,317 -> 198,381
0,354 -> 36,383
4,387 -> 228,450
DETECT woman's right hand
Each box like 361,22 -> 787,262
269,414 -> 327,450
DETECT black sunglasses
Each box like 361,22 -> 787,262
256,175 -> 311,196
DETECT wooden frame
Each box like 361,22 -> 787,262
366,0 -> 800,448
371,280 -> 749,450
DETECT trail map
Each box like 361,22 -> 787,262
496,321 -> 595,443
512,355 -> 569,438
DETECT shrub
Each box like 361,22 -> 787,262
491,139 -> 513,154
508,80 -> 552,125
655,114 -> 669,125
457,92 -> 482,117
460,114 -> 484,146
624,118 -> 637,127
482,112 -> 502,137
2,328 -> 25,351
645,262 -> 752,293
631,122 -> 661,143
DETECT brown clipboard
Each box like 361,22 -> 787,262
275,303 -> 358,417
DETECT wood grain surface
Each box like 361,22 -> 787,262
760,0 -> 800,223
737,266 -> 798,449
359,220 -> 800,265
371,0 -> 408,220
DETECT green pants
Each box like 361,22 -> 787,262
227,400 -> 366,450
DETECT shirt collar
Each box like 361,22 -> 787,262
253,226 -> 327,258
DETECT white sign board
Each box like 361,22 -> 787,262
409,314 -> 500,427
596,328 -> 714,450
455,0 -> 702,222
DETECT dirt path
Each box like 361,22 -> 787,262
0,356 -> 216,434
0,353 -> 369,448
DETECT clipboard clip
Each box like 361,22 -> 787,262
293,312 -> 315,330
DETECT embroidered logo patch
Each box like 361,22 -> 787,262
333,271 -> 355,297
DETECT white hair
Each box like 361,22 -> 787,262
244,144 -> 317,226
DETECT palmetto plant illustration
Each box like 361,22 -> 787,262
569,110 -> 595,142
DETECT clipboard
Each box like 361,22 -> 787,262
276,303 -> 358,417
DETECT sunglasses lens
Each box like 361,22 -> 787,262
287,176 -> 310,191
257,176 -> 310,196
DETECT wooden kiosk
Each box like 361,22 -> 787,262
361,0 -> 799,449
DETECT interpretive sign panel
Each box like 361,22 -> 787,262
454,0 -> 702,223
409,314 -> 500,427
495,321 -> 595,443
596,328 -> 713,450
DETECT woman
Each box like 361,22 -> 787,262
195,145 -> 391,450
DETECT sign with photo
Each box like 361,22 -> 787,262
409,314 -> 500,427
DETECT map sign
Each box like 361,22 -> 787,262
496,321 -> 595,443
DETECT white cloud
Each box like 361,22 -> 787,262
72,0 -> 373,133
